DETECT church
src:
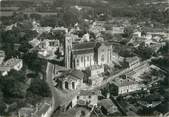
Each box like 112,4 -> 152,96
64,34 -> 113,70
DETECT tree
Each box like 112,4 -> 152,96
123,27 -> 133,38
52,30 -> 66,44
158,41 -> 169,55
0,70 -> 27,98
18,43 -> 32,53
28,78 -> 51,97
40,15 -> 58,27
30,13 -> 42,21
0,89 -> 6,115
134,42 -> 153,59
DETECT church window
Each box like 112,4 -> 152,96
77,59 -> 79,66
101,55 -> 104,62
49,41 -> 55,46
72,82 -> 75,89
81,56 -> 83,62
65,81 -> 69,89
87,56 -> 89,61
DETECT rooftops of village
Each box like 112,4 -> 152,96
72,42 -> 96,50
88,64 -> 104,71
112,76 -> 138,87
72,49 -> 94,55
69,70 -> 84,80
52,26 -> 68,33
138,100 -> 161,108
126,56 -> 140,64
29,38 -> 41,47
3,58 -> 22,67
18,107 -> 35,117
34,103 -> 51,117
86,65 -> 104,77
72,42 -> 96,55
92,21 -> 106,26
58,69 -> 84,80
143,27 -> 169,33
98,99 -> 118,114
79,90 -> 101,96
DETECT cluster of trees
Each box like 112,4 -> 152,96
134,42 -> 154,60
23,51 -> 47,73
0,20 -> 37,58
158,41 -> 169,55
0,69 -> 51,115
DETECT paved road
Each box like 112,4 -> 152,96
46,62 -> 81,111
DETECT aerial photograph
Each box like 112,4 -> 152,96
0,0 -> 169,117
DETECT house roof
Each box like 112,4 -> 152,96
79,90 -> 100,96
34,103 -> 50,117
143,27 -> 168,33
69,70 -> 84,80
72,49 -> 94,55
3,58 -> 22,67
0,66 -> 11,71
126,56 -> 140,64
98,99 -> 117,113
112,77 -> 138,87
0,58 -> 22,71
72,42 -> 96,55
72,42 -> 96,50
18,107 -> 34,116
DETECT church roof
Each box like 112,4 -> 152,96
72,42 -> 96,50
69,70 -> 84,80
72,49 -> 94,55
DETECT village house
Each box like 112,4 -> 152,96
52,27 -> 68,33
133,31 -> 142,38
0,51 -> 23,76
125,56 -> 141,68
86,65 -> 104,87
29,38 -> 41,48
74,90 -> 100,108
111,76 -> 141,95
111,26 -> 124,35
56,70 -> 84,90
144,27 -> 168,37
38,39 -> 60,57
98,99 -> 119,115
18,99 -> 53,117
32,20 -> 52,34
89,21 -> 106,36
18,107 -> 35,117
34,102 -> 53,117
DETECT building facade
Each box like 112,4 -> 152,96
0,57 -> 23,76
71,42 -> 96,70
87,65 -> 104,87
64,37 -> 114,70
95,43 -> 112,65
74,90 -> 100,107
0,50 -> 5,65
64,34 -> 73,69
56,70 -> 84,90
38,39 -> 60,57
112,76 -> 141,95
